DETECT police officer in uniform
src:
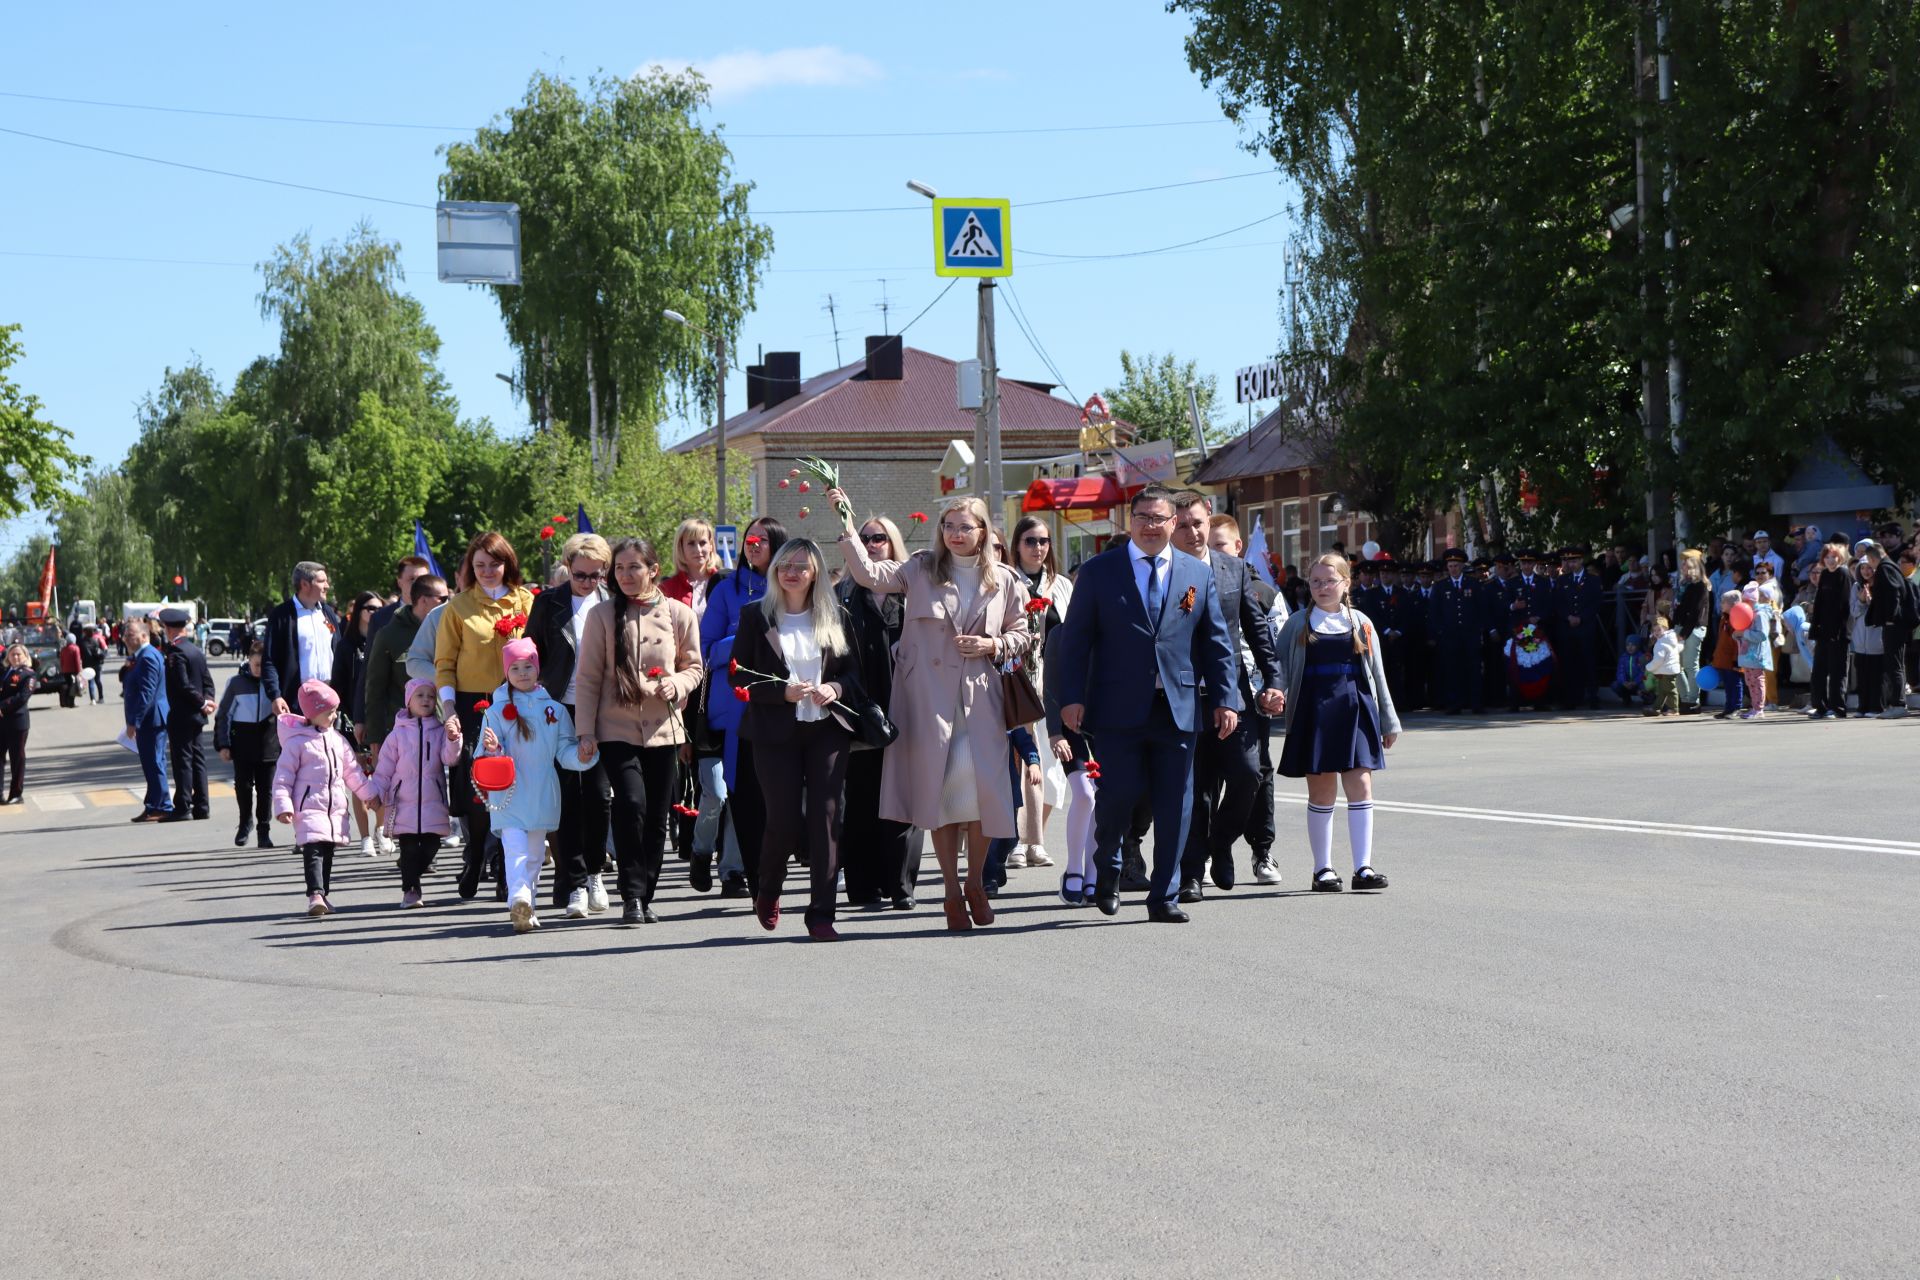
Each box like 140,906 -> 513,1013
158,607 -> 215,821
1553,545 -> 1605,709
1427,549 -> 1486,714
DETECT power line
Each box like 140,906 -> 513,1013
1023,210 -> 1289,260
894,279 -> 959,338
1001,283 -> 1078,404
0,124 -> 435,209
0,90 -> 1231,140
756,170 -> 1273,214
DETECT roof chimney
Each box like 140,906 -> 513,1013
864,335 -> 903,381
763,351 -> 801,408
744,364 -> 767,408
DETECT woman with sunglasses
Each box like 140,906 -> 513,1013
526,532 -> 615,917
826,485 -> 1033,932
732,538 -> 864,940
836,515 -> 922,911
1006,514 -> 1073,871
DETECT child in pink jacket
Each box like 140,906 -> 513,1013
369,678 -> 463,909
272,679 -> 378,917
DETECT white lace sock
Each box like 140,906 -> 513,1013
1347,800 -> 1374,871
1307,802 -> 1335,873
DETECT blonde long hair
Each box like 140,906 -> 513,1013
759,538 -> 847,656
672,518 -> 719,579
928,496 -> 1000,593
1299,552 -> 1367,655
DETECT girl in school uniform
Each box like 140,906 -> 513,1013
1272,553 -> 1401,891
477,638 -> 600,934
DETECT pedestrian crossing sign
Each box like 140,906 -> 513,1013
932,198 -> 1012,277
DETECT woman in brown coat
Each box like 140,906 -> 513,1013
574,537 -> 704,924
826,487 -> 1032,931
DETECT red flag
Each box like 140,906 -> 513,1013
34,546 -> 55,606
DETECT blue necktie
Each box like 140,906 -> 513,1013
1144,554 -> 1164,630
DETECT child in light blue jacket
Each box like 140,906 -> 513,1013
479,638 -> 598,933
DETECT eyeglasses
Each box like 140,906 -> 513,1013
570,570 -> 605,583
1020,536 -> 1051,547
776,563 -> 813,576
860,532 -> 892,545
420,592 -> 449,604
940,523 -> 983,535
1131,513 -> 1173,527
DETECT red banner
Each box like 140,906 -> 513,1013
34,545 -> 55,606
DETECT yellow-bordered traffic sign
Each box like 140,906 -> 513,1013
932,198 -> 1012,277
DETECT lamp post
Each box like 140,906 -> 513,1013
664,309 -> 729,526
908,179 -> 1002,524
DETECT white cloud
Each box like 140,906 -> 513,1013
642,46 -> 884,100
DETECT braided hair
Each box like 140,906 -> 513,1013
1297,552 -> 1367,656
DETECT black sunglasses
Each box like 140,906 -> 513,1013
860,532 -> 892,544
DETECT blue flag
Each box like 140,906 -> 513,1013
413,520 -> 444,579
575,503 -> 594,535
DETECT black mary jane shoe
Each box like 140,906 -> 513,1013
1350,866 -> 1389,891
1312,868 -> 1344,892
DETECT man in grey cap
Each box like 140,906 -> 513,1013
1751,531 -> 1785,584
159,608 -> 216,821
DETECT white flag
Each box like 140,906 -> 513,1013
1245,514 -> 1279,590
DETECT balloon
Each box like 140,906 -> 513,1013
1730,602 -> 1755,631
1696,666 -> 1721,692
1361,540 -> 1382,561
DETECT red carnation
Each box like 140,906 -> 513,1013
473,699 -> 491,711
553,514 -> 567,523
729,658 -> 739,675
732,685 -> 750,702
647,666 -> 664,678
1024,598 -> 1049,614
910,512 -> 928,522
539,525 -> 556,540
502,704 -> 518,722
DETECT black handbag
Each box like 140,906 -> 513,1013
832,690 -> 899,752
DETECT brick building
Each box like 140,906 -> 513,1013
1191,406 -> 1379,573
670,336 -> 1093,554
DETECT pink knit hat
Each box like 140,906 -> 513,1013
402,677 -> 437,707
297,678 -> 340,719
501,637 -> 540,675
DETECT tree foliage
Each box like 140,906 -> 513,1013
440,69 -> 776,472
1101,349 -> 1221,451
1173,0 -> 1920,550
0,324 -> 88,520
0,534 -> 53,619
52,469 -> 155,609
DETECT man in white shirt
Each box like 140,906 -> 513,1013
1751,531 -> 1786,584
262,561 -> 339,715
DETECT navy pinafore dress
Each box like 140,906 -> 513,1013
1278,625 -> 1387,778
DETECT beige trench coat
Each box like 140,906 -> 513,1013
844,539 -> 1033,836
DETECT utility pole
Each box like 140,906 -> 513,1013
1657,0 -> 1690,547
977,279 -> 1003,525
1635,9 -> 1665,565
714,332 -> 728,527
822,294 -> 843,366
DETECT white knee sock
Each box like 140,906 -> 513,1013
1066,772 -> 1098,879
1347,801 -> 1374,871
1307,803 -> 1335,873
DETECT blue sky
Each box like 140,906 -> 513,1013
1,0 -> 1298,557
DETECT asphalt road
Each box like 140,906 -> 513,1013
2,692 -> 1916,1278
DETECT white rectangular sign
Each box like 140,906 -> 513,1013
437,201 -> 522,285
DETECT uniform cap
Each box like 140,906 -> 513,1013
157,607 -> 190,627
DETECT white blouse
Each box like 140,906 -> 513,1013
777,611 -> 826,723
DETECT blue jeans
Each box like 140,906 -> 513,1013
136,723 -> 171,813
693,754 -> 742,876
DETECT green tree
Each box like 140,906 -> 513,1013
441,69 -> 776,472
1101,350 -> 1221,451
53,469 -> 156,610
0,534 -> 53,620
0,324 -> 88,519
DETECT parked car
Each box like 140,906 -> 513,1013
205,618 -> 250,658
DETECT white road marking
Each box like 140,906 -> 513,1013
33,793 -> 83,811
1276,795 -> 1920,858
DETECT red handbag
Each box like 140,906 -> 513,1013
470,754 -> 516,811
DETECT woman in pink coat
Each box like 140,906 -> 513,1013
368,678 -> 463,908
272,679 -> 379,917
826,488 -> 1032,931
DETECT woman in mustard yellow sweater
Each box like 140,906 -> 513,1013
435,530 -> 535,901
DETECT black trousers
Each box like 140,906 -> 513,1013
449,692 -> 496,893
1811,640 -> 1848,713
1855,652 -> 1887,714
552,702 -> 610,907
602,739 -> 676,907
841,748 -> 920,904
0,715 -> 26,799
733,740 -> 769,897
754,719 -> 851,925
232,754 -> 273,831
168,717 -> 209,817
397,834 -> 440,893
298,841 -> 336,896
1559,626 -> 1599,706
1181,707 -> 1262,884
1243,712 -> 1276,859
1884,635 -> 1908,710
1437,638 -> 1482,712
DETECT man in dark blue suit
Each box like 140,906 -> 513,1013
1553,545 -> 1606,709
1051,486 -> 1246,923
122,618 -> 173,822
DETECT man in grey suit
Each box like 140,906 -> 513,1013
1170,493 -> 1283,898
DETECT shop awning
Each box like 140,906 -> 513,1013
1021,475 -> 1126,513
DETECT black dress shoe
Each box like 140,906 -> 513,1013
234,823 -> 250,847
256,827 -> 275,849
158,811 -> 190,823
1177,879 -> 1204,904
621,900 -> 642,924
641,905 -> 659,923
1146,902 -> 1191,923
891,895 -> 916,911
1118,867 -> 1152,892
719,873 -> 750,898
688,853 -> 713,893
1094,884 -> 1120,917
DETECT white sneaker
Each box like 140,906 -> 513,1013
1252,857 -> 1283,885
510,899 -> 536,933
565,889 -> 589,919
1004,846 -> 1029,869
379,834 -> 398,857
443,832 -> 464,852
586,875 -> 610,913
1023,844 -> 1054,868
361,836 -> 378,859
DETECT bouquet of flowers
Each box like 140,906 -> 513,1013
797,456 -> 853,523
1503,623 -> 1556,701
726,656 -> 793,703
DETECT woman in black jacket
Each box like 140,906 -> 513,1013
525,531 -> 613,914
0,643 -> 35,805
214,641 -> 281,845
835,515 -> 920,911
1807,546 -> 1852,718
732,538 -> 864,941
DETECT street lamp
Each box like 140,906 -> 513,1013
664,309 -> 729,526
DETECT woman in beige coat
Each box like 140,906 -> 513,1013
574,536 -> 703,924
827,487 -> 1032,932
